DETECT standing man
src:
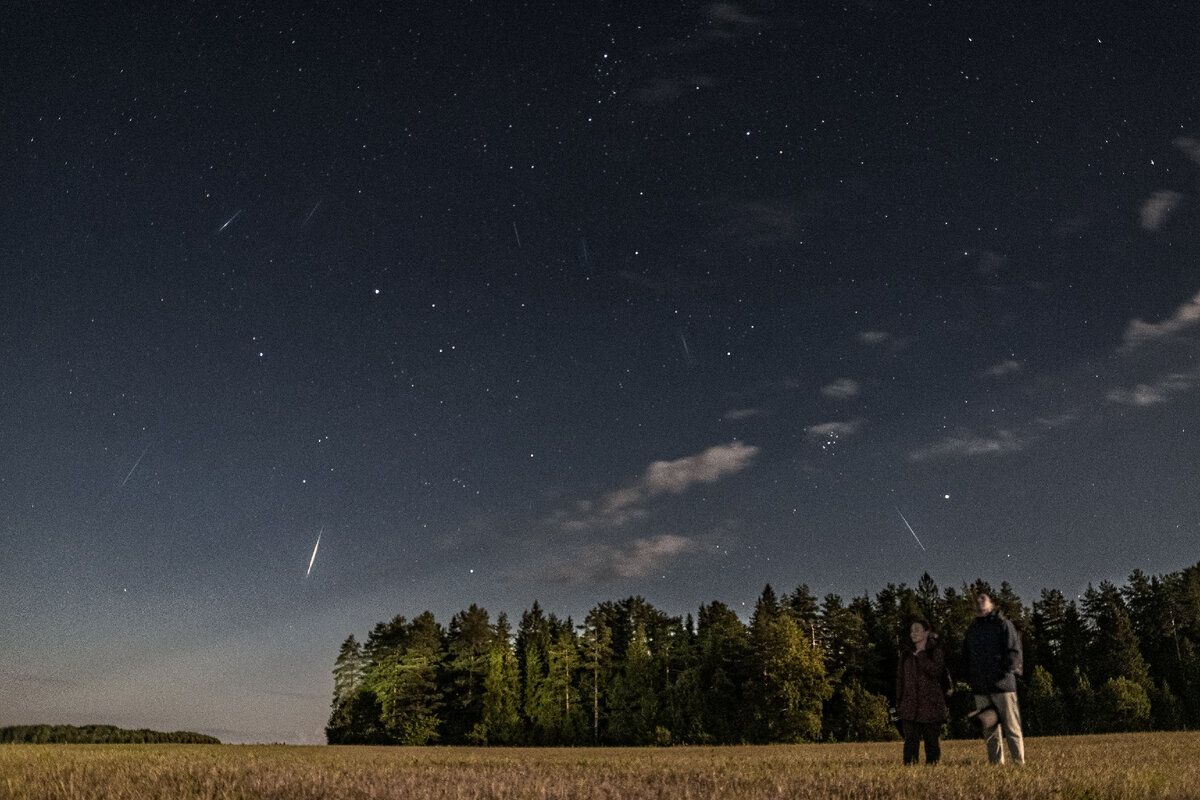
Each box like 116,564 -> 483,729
964,590 -> 1024,764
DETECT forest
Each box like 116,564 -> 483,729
326,561 -> 1200,746
0,724 -> 220,744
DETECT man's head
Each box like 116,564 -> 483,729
975,592 -> 995,617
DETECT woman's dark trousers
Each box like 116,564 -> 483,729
902,721 -> 941,765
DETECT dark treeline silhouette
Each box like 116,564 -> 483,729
0,724 -> 221,744
327,561 -> 1200,745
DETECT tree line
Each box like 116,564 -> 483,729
0,724 -> 221,744
326,560 -> 1200,745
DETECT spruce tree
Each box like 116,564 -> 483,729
473,616 -> 523,745
326,635 -> 368,744
748,584 -> 832,743
694,600 -> 751,743
579,607 -> 614,743
443,604 -> 492,742
607,623 -> 659,744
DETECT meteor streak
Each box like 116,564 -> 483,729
895,507 -> 926,552
302,200 -> 321,226
306,528 -> 322,577
217,209 -> 243,233
121,446 -> 149,488
678,331 -> 695,365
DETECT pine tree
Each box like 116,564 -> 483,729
1097,676 -> 1151,732
1161,565 -> 1200,726
994,581 -> 1030,631
661,614 -> 701,743
364,615 -> 409,662
1024,664 -> 1066,736
579,607 -> 614,743
530,625 -> 584,744
367,647 -> 442,744
861,583 -> 920,699
824,678 -> 897,742
818,594 -> 872,686
363,613 -> 445,745
748,585 -> 832,743
694,600 -> 751,743
936,586 -> 978,678
1083,582 -> 1151,688
332,635 -> 365,703
326,635 -> 368,744
443,604 -> 492,742
915,572 -> 946,632
473,615 -> 523,745
516,601 -> 552,739
607,623 -> 659,744
521,641 -> 547,742
786,584 -> 820,642
1065,666 -> 1099,733
1031,588 -> 1069,680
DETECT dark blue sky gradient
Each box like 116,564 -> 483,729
2,1 -> 1199,743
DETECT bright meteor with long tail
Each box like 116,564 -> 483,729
306,528 -> 322,577
895,507 -> 926,552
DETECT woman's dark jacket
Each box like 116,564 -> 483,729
963,610 -> 1023,694
895,642 -> 948,724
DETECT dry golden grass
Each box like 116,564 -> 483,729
2,732 -> 1198,799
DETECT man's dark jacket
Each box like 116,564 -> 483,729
964,610 -> 1022,694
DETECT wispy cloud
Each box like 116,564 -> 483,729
1175,136 -> 1200,166
974,250 -> 1008,277
724,406 -> 766,420
821,378 -> 860,399
540,534 -> 699,583
634,76 -> 713,104
549,442 -> 760,532
1106,373 -> 1196,407
1034,412 -> 1078,430
1120,290 -> 1200,351
711,199 -> 805,248
642,441 -> 759,493
629,4 -> 767,105
805,420 -> 863,440
855,329 -> 913,351
908,429 -> 1029,461
1140,190 -> 1184,231
1106,384 -> 1169,407
702,3 -> 768,39
981,359 -> 1022,378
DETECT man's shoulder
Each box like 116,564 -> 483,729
966,614 -> 1005,636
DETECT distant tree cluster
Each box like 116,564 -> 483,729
0,724 -> 220,744
327,561 -> 1200,745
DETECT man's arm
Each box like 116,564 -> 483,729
1004,619 -> 1023,677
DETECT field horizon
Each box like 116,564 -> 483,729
4,730 -> 1199,799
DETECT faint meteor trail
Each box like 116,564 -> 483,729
895,507 -> 926,551
512,221 -> 521,248
306,528 -> 322,577
120,446 -> 149,488
217,209 -> 243,233
302,200 -> 321,226
678,331 -> 696,365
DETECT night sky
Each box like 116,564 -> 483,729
3,1 -> 1199,745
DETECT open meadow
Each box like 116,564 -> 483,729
3,732 -> 1199,800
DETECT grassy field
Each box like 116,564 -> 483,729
2,732 -> 1198,799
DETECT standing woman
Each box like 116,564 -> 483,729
895,619 -> 948,765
